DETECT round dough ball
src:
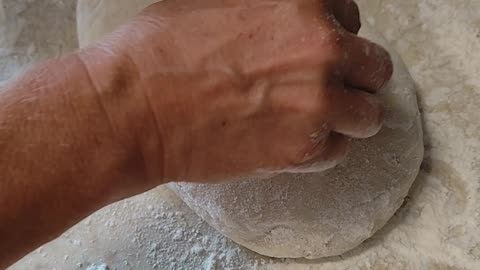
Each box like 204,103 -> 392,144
76,1 -> 423,259
169,26 -> 424,258
77,0 -> 158,48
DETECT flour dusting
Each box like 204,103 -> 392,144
4,0 -> 480,269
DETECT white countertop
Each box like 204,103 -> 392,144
2,0 -> 480,269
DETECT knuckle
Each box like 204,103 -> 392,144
292,140 -> 317,165
328,30 -> 347,51
301,100 -> 330,120
310,89 -> 334,116
319,31 -> 347,64
302,98 -> 324,115
291,89 -> 331,116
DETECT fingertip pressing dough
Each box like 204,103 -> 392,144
77,0 -> 423,258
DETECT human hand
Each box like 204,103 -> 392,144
82,0 -> 393,184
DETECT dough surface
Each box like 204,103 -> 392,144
76,0 -> 156,48
77,0 -> 424,259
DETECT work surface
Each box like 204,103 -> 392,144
2,0 -> 480,269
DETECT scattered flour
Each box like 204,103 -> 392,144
86,263 -> 109,270
0,0 -> 77,82
3,0 -> 480,269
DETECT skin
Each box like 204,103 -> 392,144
0,0 -> 392,268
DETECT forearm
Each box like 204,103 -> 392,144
0,49 -> 156,268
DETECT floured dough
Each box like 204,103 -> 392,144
77,0 -> 424,259
77,0 -> 157,48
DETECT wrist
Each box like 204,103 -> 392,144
75,41 -> 166,194
93,16 -> 185,182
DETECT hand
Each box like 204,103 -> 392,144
82,0 -> 393,183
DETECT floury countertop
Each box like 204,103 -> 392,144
2,0 -> 480,269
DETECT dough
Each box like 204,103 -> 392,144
77,0 -> 157,48
77,0 -> 424,259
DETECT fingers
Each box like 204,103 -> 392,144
329,86 -> 384,138
342,33 -> 394,92
331,0 -> 361,34
287,88 -> 383,173
290,132 -> 350,173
